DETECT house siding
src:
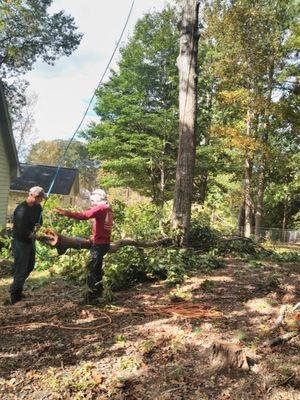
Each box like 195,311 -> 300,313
0,131 -> 10,228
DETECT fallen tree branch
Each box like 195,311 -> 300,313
262,331 -> 299,348
37,230 -> 174,255
219,235 -> 273,254
109,237 -> 173,253
267,373 -> 295,394
36,230 -> 272,257
292,302 -> 300,312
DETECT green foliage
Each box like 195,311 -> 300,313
26,140 -> 99,190
112,201 -> 162,240
82,6 -> 180,205
0,233 -> 12,260
216,239 -> 259,258
1,0 -> 82,111
270,251 -> 300,263
2,197 -> 297,296
189,222 -> 219,250
104,246 -> 189,290
197,254 -> 226,271
200,279 -> 216,292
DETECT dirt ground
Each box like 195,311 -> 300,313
0,255 -> 299,400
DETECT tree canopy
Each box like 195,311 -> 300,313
27,139 -> 99,190
0,0 -> 82,109
82,6 -> 180,207
81,0 -> 299,232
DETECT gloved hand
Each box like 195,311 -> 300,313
54,207 -> 66,216
34,223 -> 41,232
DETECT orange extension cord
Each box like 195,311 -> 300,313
0,310 -> 112,331
0,302 -> 221,331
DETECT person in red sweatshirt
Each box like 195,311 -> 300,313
54,189 -> 113,304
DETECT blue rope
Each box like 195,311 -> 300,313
42,0 -> 136,211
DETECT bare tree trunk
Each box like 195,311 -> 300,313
255,66 -> 274,240
195,85 -> 213,204
160,135 -> 166,207
255,115 -> 267,239
237,202 -> 245,235
254,154 -> 265,239
244,110 -> 254,238
282,195 -> 288,233
172,0 -> 199,245
197,175 -> 208,204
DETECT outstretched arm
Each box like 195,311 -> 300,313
54,207 -> 98,220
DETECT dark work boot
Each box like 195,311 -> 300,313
85,291 -> 104,306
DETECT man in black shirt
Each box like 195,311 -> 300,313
10,186 -> 46,304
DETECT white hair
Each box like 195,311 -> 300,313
90,189 -> 108,206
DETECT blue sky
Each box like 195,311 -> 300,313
25,0 -> 168,142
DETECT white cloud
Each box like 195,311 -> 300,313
25,0 -> 168,141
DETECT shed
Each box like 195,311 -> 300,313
9,163 -> 79,215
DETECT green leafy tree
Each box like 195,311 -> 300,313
83,6 -> 180,207
0,0 -> 82,110
27,139 -> 99,190
202,0 -> 299,235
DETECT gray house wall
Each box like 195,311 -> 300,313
0,82 -> 19,229
0,131 -> 10,228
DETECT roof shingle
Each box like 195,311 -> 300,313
10,163 -> 79,195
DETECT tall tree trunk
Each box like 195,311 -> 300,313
195,84 -> 213,204
244,155 -> 253,237
255,122 -> 269,240
244,110 -> 254,238
255,153 -> 266,239
282,195 -> 288,232
172,0 -> 199,245
197,175 -> 208,204
255,65 -> 274,239
237,202 -> 245,235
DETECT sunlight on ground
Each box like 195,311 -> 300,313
244,297 -> 279,315
0,270 -> 50,300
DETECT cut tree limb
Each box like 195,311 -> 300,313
37,229 -> 173,255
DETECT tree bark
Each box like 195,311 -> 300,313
282,195 -> 288,237
255,66 -> 274,239
37,230 -> 173,255
254,151 -> 266,239
196,174 -> 208,204
172,0 -> 199,245
237,202 -> 245,235
244,110 -> 254,238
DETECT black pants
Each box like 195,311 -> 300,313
10,239 -> 35,299
86,244 -> 110,299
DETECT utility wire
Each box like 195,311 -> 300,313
43,0 -> 136,208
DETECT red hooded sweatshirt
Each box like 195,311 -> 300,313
64,204 -> 113,245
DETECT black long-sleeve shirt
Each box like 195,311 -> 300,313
13,201 -> 43,243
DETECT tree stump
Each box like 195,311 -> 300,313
209,342 -> 250,371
